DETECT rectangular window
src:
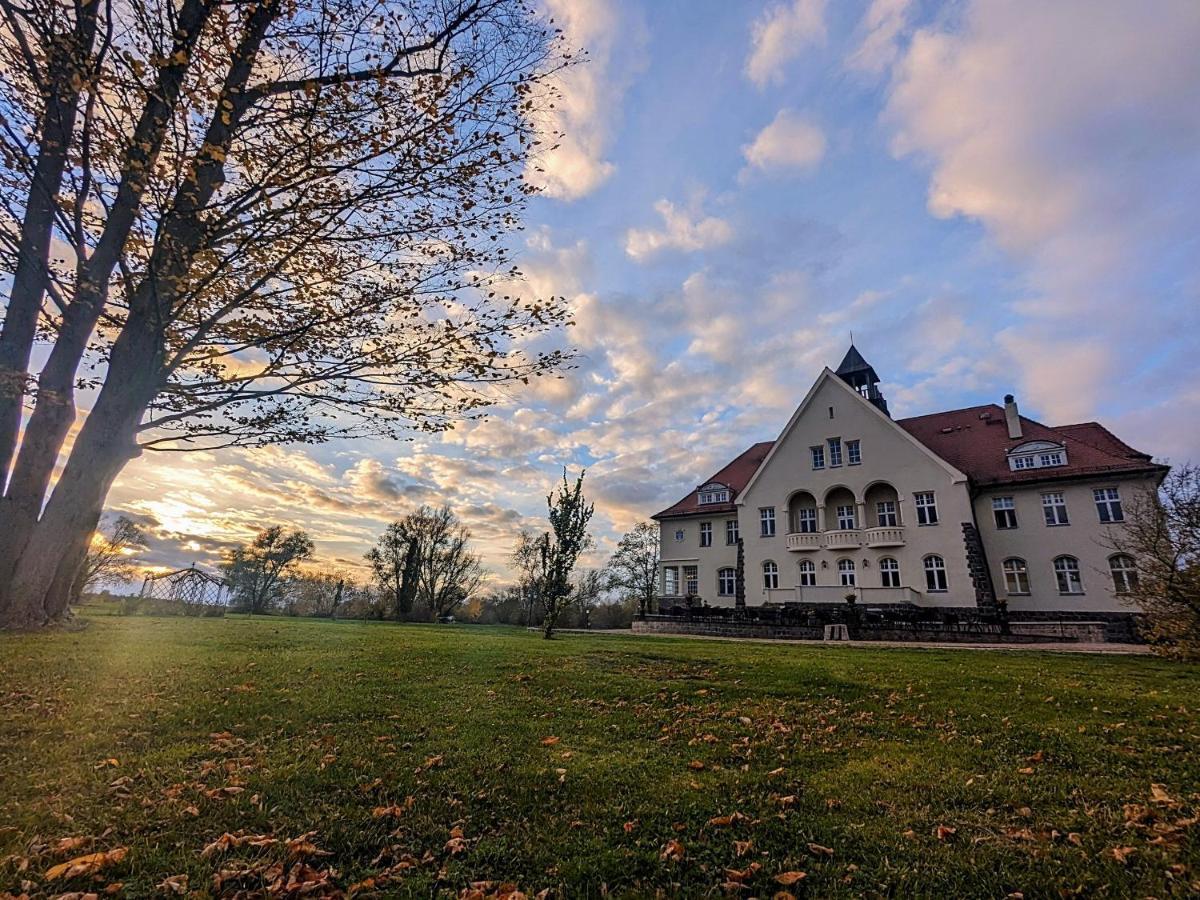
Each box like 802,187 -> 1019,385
836,504 -> 856,530
663,567 -> 679,596
760,507 -> 776,537
796,508 -> 817,534
992,496 -> 1017,529
810,445 -> 825,469
914,491 -> 939,525
699,522 -> 712,547
828,437 -> 843,467
1093,487 -> 1124,523
876,501 -> 897,527
1042,492 -> 1069,526
847,439 -> 861,465
683,566 -> 698,596
718,568 -> 736,596
726,519 -> 739,545
798,563 -> 816,587
1039,451 -> 1064,467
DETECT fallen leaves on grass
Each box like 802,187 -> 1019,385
806,843 -> 834,857
372,798 -> 414,819
157,874 -> 188,894
44,848 -> 127,881
708,812 -> 749,827
201,832 -> 278,857
1108,845 -> 1137,864
540,736 -> 560,746
659,839 -> 685,862
774,870 -> 806,885
1150,783 -> 1177,806
733,840 -> 752,857
687,760 -> 705,771
935,825 -> 957,842
445,827 -> 469,855
622,821 -> 638,834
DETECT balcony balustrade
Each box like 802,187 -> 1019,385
822,528 -> 862,550
785,532 -> 821,551
864,526 -> 906,547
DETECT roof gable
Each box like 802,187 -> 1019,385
736,369 -> 967,502
652,441 -> 774,519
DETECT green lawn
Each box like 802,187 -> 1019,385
1,614 -> 1198,898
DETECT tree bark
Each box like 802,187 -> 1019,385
0,8 -> 100,489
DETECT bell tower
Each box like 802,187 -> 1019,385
835,344 -> 889,416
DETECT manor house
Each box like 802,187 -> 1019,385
653,347 -> 1165,618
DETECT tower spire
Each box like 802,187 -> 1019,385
835,343 -> 889,416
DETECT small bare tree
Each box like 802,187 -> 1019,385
536,470 -> 594,639
222,525 -> 314,615
81,515 -> 145,594
510,527 -> 542,626
606,521 -> 659,618
1108,465 -> 1200,659
365,522 -> 422,620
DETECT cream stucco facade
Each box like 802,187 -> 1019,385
655,356 -> 1164,618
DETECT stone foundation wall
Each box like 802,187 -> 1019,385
632,618 -> 1119,644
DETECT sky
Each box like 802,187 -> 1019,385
103,0 -> 1200,586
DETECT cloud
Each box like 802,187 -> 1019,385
845,0 -> 913,75
882,0 -> 1200,426
624,198 -> 734,261
745,0 -> 827,87
741,109 -> 827,176
525,0 -> 647,201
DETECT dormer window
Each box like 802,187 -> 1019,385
1007,440 -> 1068,472
697,482 -> 730,505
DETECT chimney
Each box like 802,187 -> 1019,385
1004,394 -> 1022,440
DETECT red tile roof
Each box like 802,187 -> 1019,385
653,405 -> 1162,520
895,404 -> 1163,488
652,441 -> 774,520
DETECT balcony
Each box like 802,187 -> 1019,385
822,529 -> 862,550
864,526 -> 906,548
785,532 -> 821,551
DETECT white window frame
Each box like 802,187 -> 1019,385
697,485 -> 730,505
674,529 -> 685,543
663,566 -> 679,596
837,558 -> 856,587
794,507 -> 817,534
1007,441 -> 1069,471
1002,558 -> 1030,595
798,560 -> 816,587
828,437 -> 843,467
726,519 -> 739,545
1042,492 -> 1069,526
699,522 -> 712,547
1093,487 -> 1124,523
992,496 -> 1017,529
1054,556 -> 1084,594
762,561 -> 779,590
876,500 -> 897,527
914,491 -> 938,526
760,506 -> 776,537
923,555 -> 948,592
836,504 -> 856,531
847,439 -> 861,466
1108,555 -> 1138,594
683,565 -> 698,596
810,445 -> 825,470
879,557 -> 900,588
717,567 -> 736,597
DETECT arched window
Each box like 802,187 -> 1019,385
763,560 -> 779,590
879,557 -> 900,588
837,558 -> 856,587
1002,558 -> 1030,595
1054,556 -> 1083,594
717,568 -> 736,597
1109,555 -> 1138,594
923,555 -> 948,592
798,559 -> 816,587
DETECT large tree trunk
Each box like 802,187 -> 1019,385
0,317 -> 158,628
0,10 -> 99,488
